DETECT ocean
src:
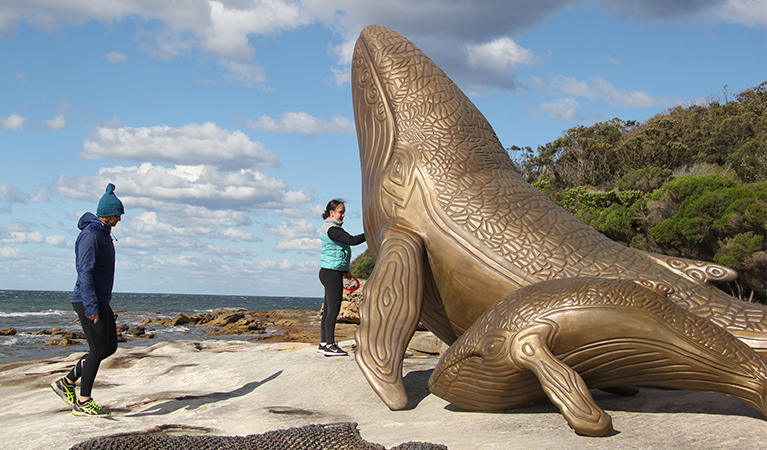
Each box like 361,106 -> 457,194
0,290 -> 323,366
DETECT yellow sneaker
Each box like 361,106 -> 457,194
72,399 -> 111,418
51,378 -> 76,407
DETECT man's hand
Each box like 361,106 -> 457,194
87,314 -> 99,324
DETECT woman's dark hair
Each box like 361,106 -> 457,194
322,199 -> 345,219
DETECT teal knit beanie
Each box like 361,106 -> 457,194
96,183 -> 125,217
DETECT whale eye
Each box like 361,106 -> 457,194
481,333 -> 507,360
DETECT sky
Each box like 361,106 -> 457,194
0,0 -> 765,298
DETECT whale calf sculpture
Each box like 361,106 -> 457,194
351,24 -> 767,412
428,277 -> 767,436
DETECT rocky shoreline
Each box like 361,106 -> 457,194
1,308 -> 341,346
0,284 -> 449,364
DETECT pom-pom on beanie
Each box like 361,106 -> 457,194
96,183 -> 125,217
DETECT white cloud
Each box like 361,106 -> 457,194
0,231 -> 67,247
0,247 -> 25,259
219,228 -> 262,242
7,0 -> 311,85
550,75 -> 667,108
55,162 -> 314,224
153,255 -> 201,267
80,122 -> 279,170
116,211 -> 213,256
134,25 -> 198,61
467,37 -> 538,73
1,112 -> 25,130
332,66 -> 351,86
264,219 -> 320,254
204,0 -> 309,59
204,244 -> 254,256
0,0 -> 753,93
711,0 -> 767,26
597,0 -> 754,23
541,97 -> 582,121
295,260 -> 320,272
274,205 -> 323,220
606,55 -> 623,66
247,112 -> 355,135
104,51 -> 127,63
273,237 -> 320,253
108,212 -> 256,262
0,183 -> 31,212
42,113 -> 66,130
263,219 -> 317,239
125,211 -> 195,236
0,183 -> 29,203
255,259 -> 295,270
328,35 -> 356,67
46,235 -> 67,246
0,1 -> 561,92
219,59 -> 267,86
16,72 -> 26,82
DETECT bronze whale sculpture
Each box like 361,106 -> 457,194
428,277 -> 767,436
351,24 -> 767,411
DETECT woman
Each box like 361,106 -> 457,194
319,199 -> 366,356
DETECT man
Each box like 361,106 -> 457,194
51,183 -> 124,417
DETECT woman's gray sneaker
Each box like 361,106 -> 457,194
323,343 -> 348,356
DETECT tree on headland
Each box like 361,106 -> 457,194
511,82 -> 766,190
350,248 -> 375,280
510,82 -> 767,303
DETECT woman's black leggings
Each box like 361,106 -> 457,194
319,268 -> 344,344
68,301 -> 118,398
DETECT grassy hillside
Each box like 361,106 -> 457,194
510,82 -> 766,303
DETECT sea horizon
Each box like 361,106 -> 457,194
0,289 -> 324,366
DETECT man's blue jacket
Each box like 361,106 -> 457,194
71,212 -> 115,316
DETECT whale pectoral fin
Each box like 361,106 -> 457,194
355,226 -> 426,410
510,324 -> 612,437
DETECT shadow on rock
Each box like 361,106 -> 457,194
403,369 -> 433,410
443,387 -> 764,420
126,371 -> 282,417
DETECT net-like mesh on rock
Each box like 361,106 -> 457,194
69,422 -> 448,450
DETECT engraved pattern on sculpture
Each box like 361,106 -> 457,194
354,25 -> 766,335
351,24 -> 767,414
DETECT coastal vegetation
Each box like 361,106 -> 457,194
350,248 -> 375,280
351,83 -> 766,304
509,83 -> 766,303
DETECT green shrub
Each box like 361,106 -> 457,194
650,174 -> 738,203
350,248 -> 375,280
714,232 -> 764,269
618,167 -> 672,193
650,178 -> 766,253
560,187 -> 646,245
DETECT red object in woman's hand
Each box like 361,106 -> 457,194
343,273 -> 361,291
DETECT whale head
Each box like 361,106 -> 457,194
427,301 -> 540,411
351,25 -> 517,254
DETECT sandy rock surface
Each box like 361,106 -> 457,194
2,339 -> 765,450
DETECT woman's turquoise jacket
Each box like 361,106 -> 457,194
320,218 -> 353,272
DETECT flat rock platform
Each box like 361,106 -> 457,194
1,340 -> 764,449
